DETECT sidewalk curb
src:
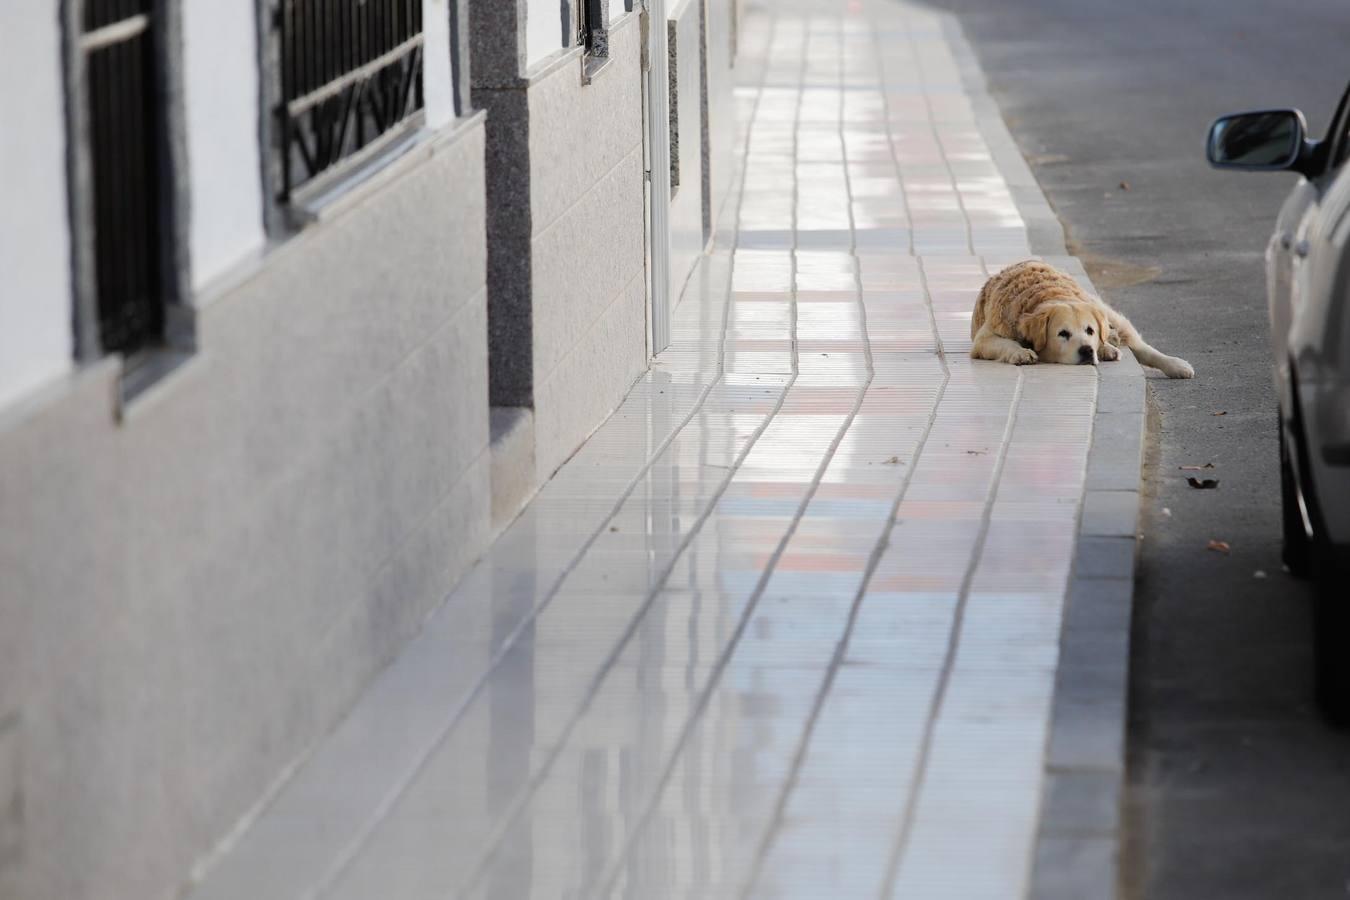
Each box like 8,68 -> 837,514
939,12 -> 1142,899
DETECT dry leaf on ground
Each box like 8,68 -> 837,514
1207,539 -> 1231,553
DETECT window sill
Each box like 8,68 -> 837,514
117,344 -> 196,417
282,110 -> 486,230
286,112 -> 428,227
582,53 -> 613,85
112,299 -> 200,420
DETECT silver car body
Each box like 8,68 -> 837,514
1269,162 -> 1350,549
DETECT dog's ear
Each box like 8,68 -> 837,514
1019,303 -> 1058,353
1093,308 -> 1111,346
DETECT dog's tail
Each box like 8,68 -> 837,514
1106,309 -> 1194,379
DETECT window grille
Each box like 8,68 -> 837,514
579,0 -> 606,59
81,0 -> 165,356
277,0 -> 425,201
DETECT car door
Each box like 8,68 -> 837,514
1270,180 -> 1318,396
1270,83 -> 1350,404
1285,153 -> 1350,549
1296,165 -> 1350,365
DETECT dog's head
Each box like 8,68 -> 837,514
1020,300 -> 1107,366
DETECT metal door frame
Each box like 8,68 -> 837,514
643,0 -> 672,355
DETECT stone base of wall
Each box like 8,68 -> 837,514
0,117 -> 491,900
516,14 -> 652,481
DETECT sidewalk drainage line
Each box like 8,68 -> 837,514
882,366 -> 1027,895
301,23 -> 782,900
738,37 -> 952,889
739,357 -> 950,900
595,289 -> 860,897
588,35 -> 866,897
872,22 -> 916,258
445,20 -> 789,896
837,28 -> 877,372
904,13 -> 977,258
915,256 -> 948,363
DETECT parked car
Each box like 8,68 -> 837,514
1208,90 -> 1350,722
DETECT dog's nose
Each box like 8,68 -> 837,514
1078,346 -> 1096,365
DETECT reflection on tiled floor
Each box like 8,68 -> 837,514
189,3 -> 1095,899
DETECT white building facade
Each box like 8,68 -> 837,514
0,0 -> 739,897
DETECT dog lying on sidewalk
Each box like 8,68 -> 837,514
970,260 -> 1194,378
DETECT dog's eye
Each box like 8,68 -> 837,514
1058,329 -> 1071,339
1085,326 -> 1095,336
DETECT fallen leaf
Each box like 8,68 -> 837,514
965,449 -> 988,455
1119,180 -> 1131,191
1212,410 -> 1227,416
881,456 -> 901,465
1179,463 -> 1215,471
1207,539 -> 1231,554
1187,477 -> 1220,489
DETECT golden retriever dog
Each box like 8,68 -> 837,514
970,260 -> 1194,378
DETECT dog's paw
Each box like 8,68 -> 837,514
1164,358 -> 1195,379
1098,343 -> 1120,362
1003,347 -> 1038,366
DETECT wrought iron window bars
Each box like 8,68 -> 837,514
277,0 -> 425,203
80,0 -> 165,357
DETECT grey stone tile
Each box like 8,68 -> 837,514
1047,693 -> 1126,773
1080,489 -> 1141,537
1053,656 -> 1130,708
1095,370 -> 1145,413
530,146 -> 646,379
1089,411 -> 1145,449
533,270 -> 647,480
1086,439 -> 1144,491
1040,771 -> 1122,836
1030,835 -> 1118,900
527,21 -> 644,233
1075,537 -> 1136,580
1064,576 -> 1134,638
490,406 -> 538,530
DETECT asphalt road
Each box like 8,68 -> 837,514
914,0 -> 1350,896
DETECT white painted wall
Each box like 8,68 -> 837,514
0,6 -> 74,411
526,0 -> 568,69
424,0 -> 456,128
183,3 -> 460,290
182,5 -> 266,291
524,0 -> 631,70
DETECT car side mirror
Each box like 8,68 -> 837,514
1207,109 -> 1308,172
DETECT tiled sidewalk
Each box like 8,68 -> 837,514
190,3 -> 1100,899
